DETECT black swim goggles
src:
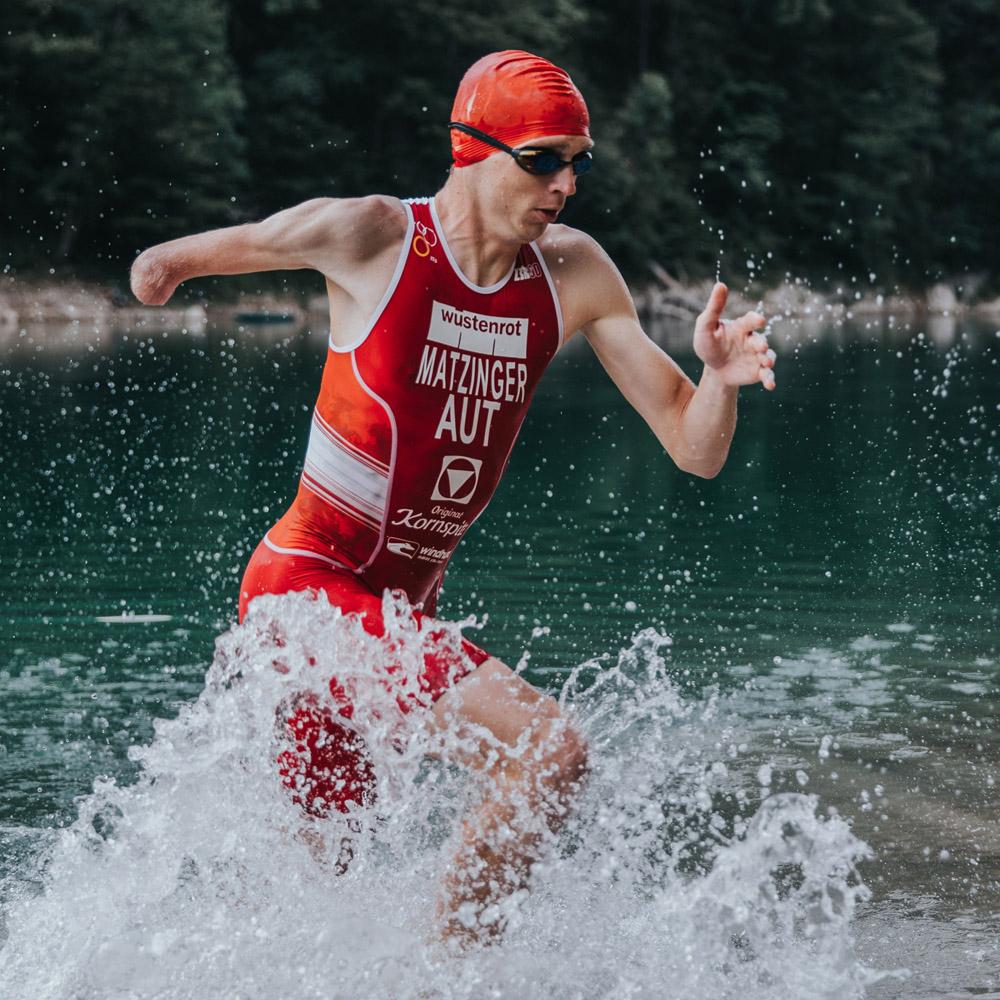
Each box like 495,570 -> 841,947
449,121 -> 593,177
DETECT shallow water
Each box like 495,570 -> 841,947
1,313 -> 998,997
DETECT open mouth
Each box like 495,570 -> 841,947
536,208 -> 559,223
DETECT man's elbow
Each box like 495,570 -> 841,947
677,459 -> 725,480
664,438 -> 728,479
130,247 -> 176,305
660,435 -> 729,479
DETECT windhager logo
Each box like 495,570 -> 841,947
386,537 -> 418,558
431,454 -> 482,504
427,301 -> 528,359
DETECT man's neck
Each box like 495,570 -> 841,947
433,177 -> 524,288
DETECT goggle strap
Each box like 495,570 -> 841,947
449,120 -> 592,176
448,121 -> 513,156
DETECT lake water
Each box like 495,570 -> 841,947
1,311 -> 997,998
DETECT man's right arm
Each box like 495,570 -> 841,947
130,196 -> 402,305
548,229 -> 771,479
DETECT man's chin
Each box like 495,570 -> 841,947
521,217 -> 550,239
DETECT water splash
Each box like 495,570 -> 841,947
1,595 -> 889,999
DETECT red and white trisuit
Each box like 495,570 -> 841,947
239,196 -> 564,815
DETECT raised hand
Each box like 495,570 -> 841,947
693,282 -> 776,391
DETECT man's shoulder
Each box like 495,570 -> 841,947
351,193 -> 409,229
536,224 -> 617,278
536,224 -> 622,291
537,223 -> 604,260
535,225 -> 632,334
307,194 -> 408,259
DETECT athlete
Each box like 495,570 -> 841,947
130,50 -> 775,948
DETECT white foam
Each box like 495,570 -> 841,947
1,595 -> 887,999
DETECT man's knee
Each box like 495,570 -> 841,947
526,715 -> 589,801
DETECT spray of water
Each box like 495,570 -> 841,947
0,592 -> 893,999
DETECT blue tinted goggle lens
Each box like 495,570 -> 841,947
517,149 -> 593,176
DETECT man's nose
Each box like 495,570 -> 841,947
550,164 -> 577,197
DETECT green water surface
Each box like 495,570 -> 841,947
1,313 -> 998,994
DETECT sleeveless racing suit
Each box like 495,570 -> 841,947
239,196 -> 564,815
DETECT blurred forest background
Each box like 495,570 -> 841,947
2,0 -> 998,295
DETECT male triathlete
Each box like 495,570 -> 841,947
130,50 -> 775,948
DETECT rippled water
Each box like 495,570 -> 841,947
1,313 -> 998,997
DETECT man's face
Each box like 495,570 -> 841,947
484,133 -> 594,241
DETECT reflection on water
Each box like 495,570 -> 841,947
1,315 -> 998,995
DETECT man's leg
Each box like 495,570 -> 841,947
429,658 -> 589,949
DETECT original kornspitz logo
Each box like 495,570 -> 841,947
431,454 -> 482,504
391,508 -> 469,539
427,301 -> 528,359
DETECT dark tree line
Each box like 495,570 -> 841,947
2,0 -> 998,293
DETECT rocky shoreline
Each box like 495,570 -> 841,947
635,265 -> 1000,322
2,272 -> 997,348
0,276 -> 312,335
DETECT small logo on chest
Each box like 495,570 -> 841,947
514,262 -> 543,282
412,220 -> 439,260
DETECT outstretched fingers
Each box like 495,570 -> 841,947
696,284 -> 778,390
699,282 -> 729,333
729,311 -> 767,339
757,342 -> 777,390
743,320 -> 777,391
738,323 -> 777,390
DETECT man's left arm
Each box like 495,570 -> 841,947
580,252 -> 775,479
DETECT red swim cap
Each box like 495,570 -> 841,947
450,50 -> 590,168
